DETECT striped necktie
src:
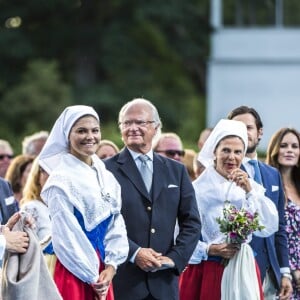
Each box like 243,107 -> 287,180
138,155 -> 152,192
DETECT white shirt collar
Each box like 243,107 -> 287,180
244,154 -> 259,164
127,148 -> 153,161
243,155 -> 259,179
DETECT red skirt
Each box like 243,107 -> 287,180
179,261 -> 224,300
179,261 -> 264,300
54,258 -> 114,300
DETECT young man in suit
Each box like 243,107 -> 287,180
105,98 -> 201,300
228,106 -> 292,300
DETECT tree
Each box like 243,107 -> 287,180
0,0 -> 210,149
0,59 -> 71,152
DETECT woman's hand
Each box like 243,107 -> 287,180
208,243 -> 240,259
292,270 -> 300,290
228,169 -> 251,193
92,265 -> 116,299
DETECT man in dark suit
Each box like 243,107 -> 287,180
228,106 -> 292,300
105,98 -> 201,300
0,177 -> 18,225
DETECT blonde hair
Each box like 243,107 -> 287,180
20,158 -> 44,206
182,149 -> 197,181
97,139 -> 119,153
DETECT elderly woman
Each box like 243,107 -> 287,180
179,119 -> 279,300
39,105 -> 129,300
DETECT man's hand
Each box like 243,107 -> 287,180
135,248 -> 162,272
2,227 -> 29,253
278,277 -> 293,300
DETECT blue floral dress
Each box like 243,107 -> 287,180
284,200 -> 300,300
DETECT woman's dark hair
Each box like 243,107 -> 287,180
266,127 -> 300,197
214,135 -> 246,152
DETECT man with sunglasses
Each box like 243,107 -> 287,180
0,139 -> 14,178
154,132 -> 185,162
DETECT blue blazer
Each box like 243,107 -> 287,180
247,161 -> 289,288
0,177 -> 18,225
105,148 -> 201,300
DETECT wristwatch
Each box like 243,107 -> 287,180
282,273 -> 293,281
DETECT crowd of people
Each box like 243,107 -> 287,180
0,101 -> 299,300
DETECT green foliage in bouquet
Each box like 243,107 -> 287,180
216,204 -> 265,244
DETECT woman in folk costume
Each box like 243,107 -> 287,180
38,105 -> 129,300
179,119 -> 279,300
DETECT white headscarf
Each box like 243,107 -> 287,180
198,119 -> 248,168
39,105 -> 99,174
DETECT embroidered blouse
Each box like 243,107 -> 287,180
41,153 -> 129,284
189,166 -> 279,264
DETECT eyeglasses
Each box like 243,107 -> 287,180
0,154 -> 14,160
119,120 -> 156,128
156,150 -> 185,157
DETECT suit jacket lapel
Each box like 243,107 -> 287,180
117,148 -> 151,200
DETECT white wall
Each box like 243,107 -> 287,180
207,29 -> 300,151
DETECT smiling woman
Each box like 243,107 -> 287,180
266,127 -> 300,300
69,116 -> 101,165
38,105 -> 129,300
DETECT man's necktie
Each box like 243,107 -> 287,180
248,159 -> 262,184
138,155 -> 152,192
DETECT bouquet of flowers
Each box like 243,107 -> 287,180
216,204 -> 265,244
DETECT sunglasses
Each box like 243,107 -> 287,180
0,154 -> 14,160
156,150 -> 185,157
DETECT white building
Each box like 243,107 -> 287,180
207,0 -> 300,151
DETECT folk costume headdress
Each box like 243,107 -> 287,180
39,105 -> 99,174
198,119 -> 248,168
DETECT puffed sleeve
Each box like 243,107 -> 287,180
43,187 -> 100,284
188,240 -> 210,264
103,212 -> 129,270
245,180 -> 279,237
